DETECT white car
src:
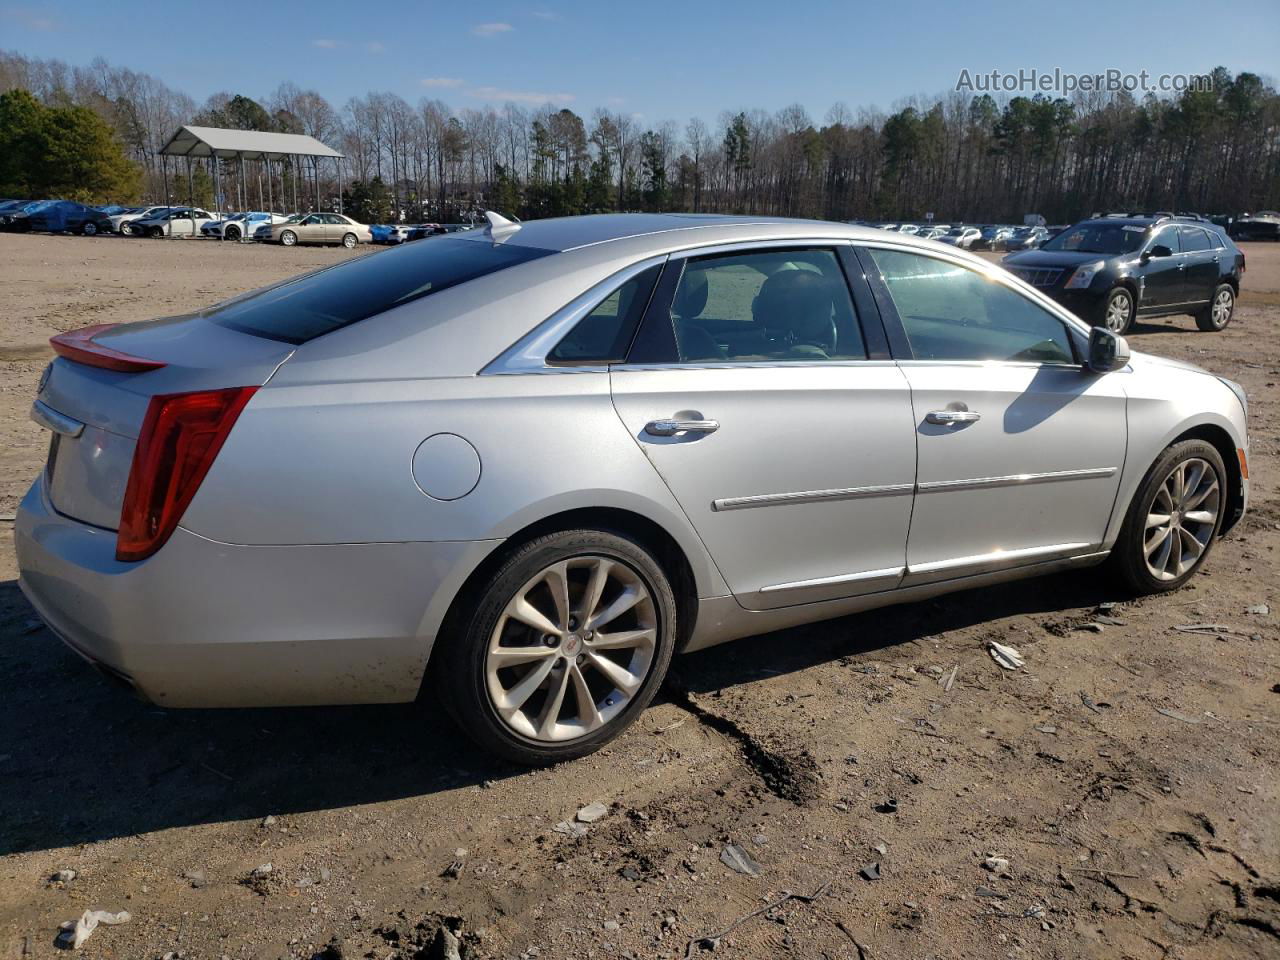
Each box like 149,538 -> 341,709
129,207 -> 215,238
202,212 -> 290,241
938,226 -> 982,248
114,206 -> 170,235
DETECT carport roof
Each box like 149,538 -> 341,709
159,125 -> 343,161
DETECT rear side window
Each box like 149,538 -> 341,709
1180,226 -> 1211,252
548,264 -> 661,363
207,238 -> 554,344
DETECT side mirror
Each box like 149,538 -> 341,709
1086,326 -> 1130,373
1144,244 -> 1172,261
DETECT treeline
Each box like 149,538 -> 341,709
1,50 -> 1277,222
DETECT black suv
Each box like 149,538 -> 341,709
1002,215 -> 1245,334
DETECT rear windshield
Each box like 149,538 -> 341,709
206,238 -> 554,344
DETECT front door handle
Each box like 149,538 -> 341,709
645,418 -> 720,437
926,410 -> 981,425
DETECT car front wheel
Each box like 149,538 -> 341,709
280,230 -> 297,246
1100,287 -> 1134,334
225,225 -> 241,241
436,529 -> 677,765
1110,439 -> 1226,594
81,221 -> 98,236
1195,284 -> 1234,332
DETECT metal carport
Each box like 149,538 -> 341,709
158,125 -> 345,239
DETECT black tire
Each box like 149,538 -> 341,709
81,221 -> 98,237
341,232 -> 357,249
120,223 -> 135,236
1194,283 -> 1234,332
225,225 -> 241,242
434,529 -> 678,766
1109,439 -> 1227,594
1099,286 -> 1134,334
280,229 -> 297,247
149,226 -> 164,238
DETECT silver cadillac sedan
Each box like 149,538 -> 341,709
17,214 -> 1249,764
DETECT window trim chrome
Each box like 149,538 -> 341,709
480,254 -> 668,375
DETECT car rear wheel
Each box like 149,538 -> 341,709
280,229 -> 297,246
148,226 -> 164,239
436,529 -> 677,765
1109,439 -> 1226,594
1195,284 -> 1234,332
1101,287 -> 1134,334
120,223 -> 135,236
342,232 -> 358,249
81,221 -> 98,236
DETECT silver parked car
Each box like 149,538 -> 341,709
17,214 -> 1250,764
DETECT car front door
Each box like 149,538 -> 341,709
1138,224 -> 1182,311
1178,225 -> 1219,305
610,243 -> 918,610
296,215 -> 324,242
859,245 -> 1127,585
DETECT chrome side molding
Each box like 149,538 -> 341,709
712,482 -> 914,512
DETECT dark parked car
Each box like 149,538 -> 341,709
971,225 -> 1016,251
24,200 -> 114,235
1229,212 -> 1280,242
405,223 -> 448,242
1004,225 -> 1049,252
0,199 -> 46,230
1003,216 -> 1245,334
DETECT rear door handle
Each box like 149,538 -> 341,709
926,410 -> 981,425
645,418 -> 720,437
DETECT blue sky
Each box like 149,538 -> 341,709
4,0 -> 1278,124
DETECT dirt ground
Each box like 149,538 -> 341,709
0,233 -> 1277,960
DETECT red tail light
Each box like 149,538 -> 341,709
116,386 -> 257,562
51,323 -> 167,373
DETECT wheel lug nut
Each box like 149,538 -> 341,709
576,654 -> 585,665
583,631 -> 593,641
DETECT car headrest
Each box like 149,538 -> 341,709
752,270 -> 835,342
673,268 -> 709,318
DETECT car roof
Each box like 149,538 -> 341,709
454,213 -> 896,254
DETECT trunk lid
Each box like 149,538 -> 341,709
36,316 -> 292,531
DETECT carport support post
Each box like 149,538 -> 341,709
161,153 -> 170,211
266,158 -> 274,216
213,156 -> 222,240
337,159 -> 343,215
291,155 -> 298,214
186,156 -> 194,238
238,152 -> 248,219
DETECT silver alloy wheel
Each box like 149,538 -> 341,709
1144,457 -> 1219,581
1105,290 -> 1132,332
281,230 -> 297,246
485,556 -> 658,742
342,232 -> 357,248
1211,287 -> 1233,327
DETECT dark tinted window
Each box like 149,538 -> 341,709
868,249 -> 1074,364
548,264 -> 661,363
1180,226 -> 1211,252
207,238 -> 555,344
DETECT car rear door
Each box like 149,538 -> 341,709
859,243 -> 1126,585
1179,225 -> 1219,305
609,242 -> 918,610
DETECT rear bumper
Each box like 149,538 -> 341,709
15,474 -> 498,707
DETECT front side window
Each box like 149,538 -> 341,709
866,248 -> 1075,364
1149,225 -> 1182,254
665,248 -> 865,362
548,264 -> 661,363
